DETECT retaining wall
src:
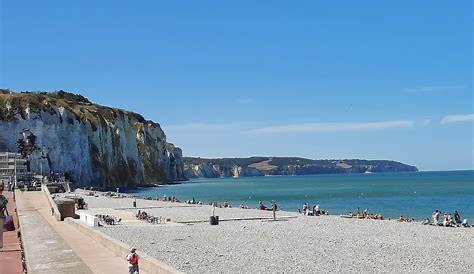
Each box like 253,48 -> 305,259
41,184 -> 62,221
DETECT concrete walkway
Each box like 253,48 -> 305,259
16,191 -> 92,274
16,191 -> 146,274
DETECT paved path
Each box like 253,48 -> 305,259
16,191 -> 92,274
0,191 -> 23,274
16,191 -> 146,274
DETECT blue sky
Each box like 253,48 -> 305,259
0,1 -> 472,171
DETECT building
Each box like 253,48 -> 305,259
0,152 -> 31,184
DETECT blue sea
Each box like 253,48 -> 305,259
128,170 -> 474,220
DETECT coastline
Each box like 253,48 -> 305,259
122,170 -> 474,220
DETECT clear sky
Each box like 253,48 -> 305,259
0,1 -> 472,171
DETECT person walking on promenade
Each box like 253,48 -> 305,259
0,182 -> 8,251
127,247 -> 140,274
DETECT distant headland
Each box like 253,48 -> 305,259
184,157 -> 418,178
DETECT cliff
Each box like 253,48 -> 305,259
184,157 -> 418,178
0,89 -> 186,187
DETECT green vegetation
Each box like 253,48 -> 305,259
184,156 -> 418,176
0,90 -> 149,130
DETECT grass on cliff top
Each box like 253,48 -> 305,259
0,89 -> 150,129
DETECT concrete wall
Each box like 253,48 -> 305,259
78,211 -> 99,227
41,184 -> 62,221
66,218 -> 183,274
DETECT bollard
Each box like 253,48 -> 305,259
210,202 -> 219,225
272,201 -> 277,221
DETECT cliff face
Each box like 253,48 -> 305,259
184,157 -> 418,179
0,90 -> 186,187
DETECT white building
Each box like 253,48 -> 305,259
0,152 -> 31,184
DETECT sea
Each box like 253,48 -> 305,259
127,170 -> 474,220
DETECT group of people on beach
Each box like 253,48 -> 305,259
258,200 -> 278,211
427,209 -> 470,227
161,195 -> 180,203
299,203 -> 328,216
341,208 -> 384,220
397,216 -> 415,222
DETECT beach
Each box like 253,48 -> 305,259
70,190 -> 474,274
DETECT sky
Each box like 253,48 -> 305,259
0,1 -> 472,171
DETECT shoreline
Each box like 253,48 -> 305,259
81,188 -> 473,225
66,189 -> 474,273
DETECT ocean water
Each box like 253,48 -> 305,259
128,171 -> 474,220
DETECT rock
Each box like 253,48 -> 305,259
0,90 -> 186,187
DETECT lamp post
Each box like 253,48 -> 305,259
14,153 -> 17,189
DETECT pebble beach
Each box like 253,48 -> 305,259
74,191 -> 474,274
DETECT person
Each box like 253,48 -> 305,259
447,214 -> 454,225
422,218 -> 430,225
127,247 -> 139,274
271,201 -> 278,211
302,203 -> 308,213
314,204 -> 321,215
461,219 -> 469,228
0,182 -> 8,250
271,201 -> 278,221
443,214 -> 451,227
432,210 -> 440,225
454,211 -> 461,224
258,200 -> 266,210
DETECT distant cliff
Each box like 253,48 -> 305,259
184,157 -> 418,178
0,89 -> 186,187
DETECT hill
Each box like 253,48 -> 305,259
183,157 -> 418,178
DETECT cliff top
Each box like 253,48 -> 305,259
0,89 -> 156,129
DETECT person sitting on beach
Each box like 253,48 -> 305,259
454,211 -> 461,224
447,214 -> 454,225
398,216 -> 406,222
314,204 -> 321,216
422,218 -> 430,225
259,200 -> 266,210
461,219 -> 469,227
303,203 -> 308,213
443,214 -> 451,227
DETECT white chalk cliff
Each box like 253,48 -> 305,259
0,90 -> 185,187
